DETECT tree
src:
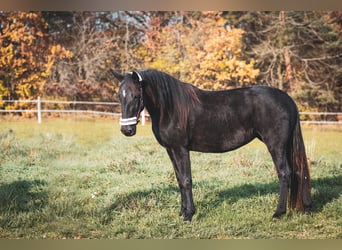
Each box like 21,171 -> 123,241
1,11 -> 340,112
226,11 -> 342,111
138,11 -> 259,90
42,11 -> 147,101
0,12 -> 72,109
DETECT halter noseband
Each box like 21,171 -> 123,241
119,72 -> 144,126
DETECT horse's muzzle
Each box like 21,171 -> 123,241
121,125 -> 136,136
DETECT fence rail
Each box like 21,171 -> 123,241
0,97 -> 146,124
0,97 -> 341,125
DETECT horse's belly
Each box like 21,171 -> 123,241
188,128 -> 255,153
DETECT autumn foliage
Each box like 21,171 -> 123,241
0,12 -> 72,109
0,11 -> 341,112
139,12 -> 259,90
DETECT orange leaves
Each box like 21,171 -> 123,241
0,12 -> 72,104
0,12 -> 44,100
45,44 -> 73,77
138,12 -> 259,90
185,17 -> 259,89
50,44 -> 73,59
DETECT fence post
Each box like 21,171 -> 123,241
37,96 -> 42,124
141,109 -> 145,125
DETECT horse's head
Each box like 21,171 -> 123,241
111,70 -> 144,136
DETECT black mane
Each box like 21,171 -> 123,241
138,69 -> 200,127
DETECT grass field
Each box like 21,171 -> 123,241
0,117 -> 341,239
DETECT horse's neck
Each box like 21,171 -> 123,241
143,89 -> 160,119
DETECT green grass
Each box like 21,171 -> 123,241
0,118 -> 341,239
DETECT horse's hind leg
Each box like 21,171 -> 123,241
269,146 -> 291,220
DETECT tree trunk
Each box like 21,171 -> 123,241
280,11 -> 293,90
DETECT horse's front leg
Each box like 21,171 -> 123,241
167,147 -> 195,222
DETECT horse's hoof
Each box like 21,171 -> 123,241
183,211 -> 194,222
183,216 -> 192,223
179,207 -> 195,222
272,211 -> 285,221
272,216 -> 280,222
304,207 -> 312,216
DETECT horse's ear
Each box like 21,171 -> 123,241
110,69 -> 124,82
132,71 -> 143,83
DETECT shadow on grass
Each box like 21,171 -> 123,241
311,174 -> 342,212
108,185 -> 179,211
0,179 -> 48,213
198,175 -> 342,218
105,175 -> 342,221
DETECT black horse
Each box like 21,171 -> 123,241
111,69 -> 312,221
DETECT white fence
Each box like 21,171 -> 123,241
0,97 -> 147,124
0,97 -> 341,125
299,112 -> 342,125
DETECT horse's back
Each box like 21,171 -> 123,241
196,85 -> 297,123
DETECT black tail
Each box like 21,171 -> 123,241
289,116 -> 312,212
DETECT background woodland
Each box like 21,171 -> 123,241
0,11 -> 341,112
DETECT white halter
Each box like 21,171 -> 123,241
120,117 -> 138,126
